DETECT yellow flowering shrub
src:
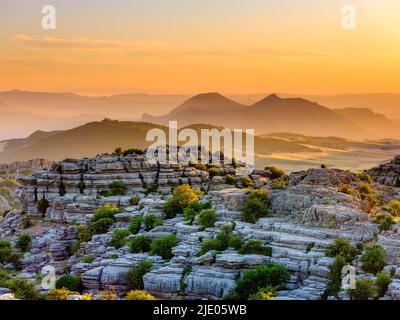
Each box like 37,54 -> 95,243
125,290 -> 156,300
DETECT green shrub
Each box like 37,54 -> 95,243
197,209 -> 217,228
92,218 -> 114,234
7,252 -> 22,270
99,190 -> 112,197
144,183 -> 158,195
264,166 -> 286,179
16,234 -> 32,252
77,225 -> 94,243
126,261 -> 152,290
129,235 -> 150,253
240,176 -> 254,188
150,235 -> 178,260
325,238 -> 358,263
92,204 -> 122,222
143,214 -> 163,231
239,240 -> 272,256
233,263 -> 289,299
130,195 -> 140,206
227,235 -> 243,250
374,213 -> 394,231
163,184 -> 201,218
208,167 -> 222,177
271,178 -> 287,190
348,279 -> 376,300
360,244 -> 387,274
200,224 -> 240,254
388,200 -> 400,216
0,240 -> 12,264
375,272 -> 392,297
225,174 -> 236,185
321,164 -> 327,169
109,180 -> 126,196
241,197 -> 269,224
122,148 -> 144,156
323,255 -> 347,298
183,201 -> 212,224
4,277 -> 42,300
358,172 -> 373,184
37,198 -> 49,216
129,215 -> 143,234
56,275 -> 82,292
195,163 -> 207,171
80,256 -> 94,263
109,229 -> 131,249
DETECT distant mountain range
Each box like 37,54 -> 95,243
143,93 -> 400,139
1,89 -> 399,140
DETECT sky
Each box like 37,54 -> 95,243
0,0 -> 399,95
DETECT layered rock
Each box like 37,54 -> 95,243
367,156 -> 400,187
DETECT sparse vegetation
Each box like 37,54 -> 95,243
241,189 -> 270,223
143,214 -> 163,231
240,176 -> 254,188
126,260 -> 152,290
150,235 -> 179,260
56,275 -> 82,292
358,172 -> 373,184
109,229 -> 131,249
130,195 -> 140,206
183,201 -> 212,224
374,213 -> 394,231
238,240 -> 272,256
125,290 -> 155,300
37,198 -> 49,216
388,200 -> 400,216
348,279 -> 376,300
360,244 -> 387,274
109,180 -> 126,196
195,163 -> 207,171
207,167 -> 222,177
92,204 -> 122,222
225,174 -> 236,185
129,235 -> 151,253
16,234 -> 32,252
197,208 -> 217,227
264,166 -> 286,179
271,178 -> 287,190
200,224 -> 241,254
325,238 -> 358,263
129,215 -> 143,234
338,183 -> 353,195
375,272 -> 392,297
163,184 -> 202,219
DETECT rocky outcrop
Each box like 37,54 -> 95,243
367,156 -> 400,187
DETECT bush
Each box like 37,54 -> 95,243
200,224 -> 240,254
240,176 -> 254,188
92,204 -> 122,222
360,245 -> 387,274
109,180 -> 126,196
323,255 -> 347,298
150,235 -> 179,260
109,229 -> 131,249
37,198 -> 49,216
225,174 -> 236,185
5,277 -> 42,300
195,163 -> 207,171
325,238 -> 358,263
239,240 -> 272,256
92,218 -> 114,234
17,234 -> 32,252
271,178 -> 287,190
183,201 -> 212,224
122,148 -> 144,156
375,272 -> 392,297
233,263 -> 289,299
197,209 -> 217,227
47,288 -> 79,300
0,240 -> 12,264
143,214 -> 163,231
388,200 -> 400,216
348,279 -> 376,300
77,225 -> 94,243
264,166 -> 286,179
126,260 -> 152,290
241,197 -> 269,224
56,275 -> 82,292
338,183 -> 353,194
125,290 -> 155,300
163,184 -> 201,218
358,183 -> 374,199
130,195 -> 140,206
80,256 -> 94,263
129,235 -> 150,253
208,167 -> 222,177
321,164 -> 327,169
374,213 -> 394,231
129,215 -> 143,234
358,172 -> 373,184
227,235 -> 243,250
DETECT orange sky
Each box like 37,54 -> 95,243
0,0 -> 399,95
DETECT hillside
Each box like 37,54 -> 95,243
143,93 -> 370,139
0,120 -> 318,162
